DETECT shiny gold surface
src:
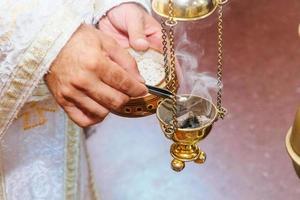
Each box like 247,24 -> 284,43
286,108 -> 300,178
113,48 -> 178,118
152,0 -> 224,21
290,108 -> 300,155
113,78 -> 178,117
156,95 -> 218,171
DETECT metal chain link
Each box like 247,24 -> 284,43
161,0 -> 227,135
216,3 -> 227,119
161,19 -> 170,88
161,0 -> 178,137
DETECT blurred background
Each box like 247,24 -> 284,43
88,0 -> 300,199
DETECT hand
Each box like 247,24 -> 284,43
98,3 -> 162,52
45,24 -> 147,127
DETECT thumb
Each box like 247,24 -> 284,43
127,15 -> 150,51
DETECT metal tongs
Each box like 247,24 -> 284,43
146,84 -> 175,99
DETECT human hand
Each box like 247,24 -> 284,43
98,3 -> 162,52
45,24 -> 147,127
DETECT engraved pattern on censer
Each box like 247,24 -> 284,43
113,48 -> 176,117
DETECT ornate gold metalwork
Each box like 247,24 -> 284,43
152,0 -> 228,21
160,0 -> 179,140
154,0 -> 228,171
157,95 -> 218,171
113,62 -> 177,117
216,1 -> 227,119
18,101 -> 57,130
113,48 -> 178,117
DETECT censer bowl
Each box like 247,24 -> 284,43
156,95 -> 218,171
152,0 -> 220,21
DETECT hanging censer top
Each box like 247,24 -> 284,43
153,0 -> 228,172
152,0 -> 228,21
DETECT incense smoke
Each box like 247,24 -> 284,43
176,30 -> 220,101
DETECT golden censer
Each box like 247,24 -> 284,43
115,0 -> 228,172
153,0 -> 228,172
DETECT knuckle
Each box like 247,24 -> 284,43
106,37 -> 118,48
120,78 -> 132,92
123,53 -> 137,69
103,40 -> 119,52
110,100 -> 122,110
85,58 -> 99,71
122,95 -> 130,104
110,70 -> 124,86
99,110 -> 109,120
72,75 -> 88,88
78,121 -> 91,128
109,98 -> 126,110
56,96 -> 68,106
60,86 -> 74,98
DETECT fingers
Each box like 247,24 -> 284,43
126,11 -> 150,51
72,76 -> 131,111
148,33 -> 163,53
109,49 -> 145,83
97,31 -> 145,82
98,17 -> 130,48
98,59 -> 148,97
60,87 -> 109,122
63,105 -> 104,128
144,15 -> 163,52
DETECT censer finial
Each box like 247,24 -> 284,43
152,0 -> 228,21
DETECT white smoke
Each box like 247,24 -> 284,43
175,30 -> 219,102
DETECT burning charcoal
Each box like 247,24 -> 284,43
177,111 -> 199,128
177,111 -> 211,129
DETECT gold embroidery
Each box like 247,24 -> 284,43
0,146 -> 7,200
18,101 -> 57,130
0,5 -> 84,139
66,119 -> 101,200
84,142 -> 101,200
65,118 -> 82,200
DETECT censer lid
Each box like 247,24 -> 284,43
152,0 -> 220,21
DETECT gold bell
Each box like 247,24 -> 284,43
152,0 -> 227,21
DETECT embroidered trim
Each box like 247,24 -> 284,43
84,139 -> 101,200
0,5 -> 85,139
17,101 -> 58,130
27,80 -> 52,103
65,118 -> 82,200
0,146 -> 7,200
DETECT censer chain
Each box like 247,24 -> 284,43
161,0 -> 178,137
216,2 -> 227,119
161,0 -> 228,137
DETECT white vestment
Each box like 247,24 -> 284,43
0,0 -> 149,199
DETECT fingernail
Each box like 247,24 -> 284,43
134,39 -> 149,48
